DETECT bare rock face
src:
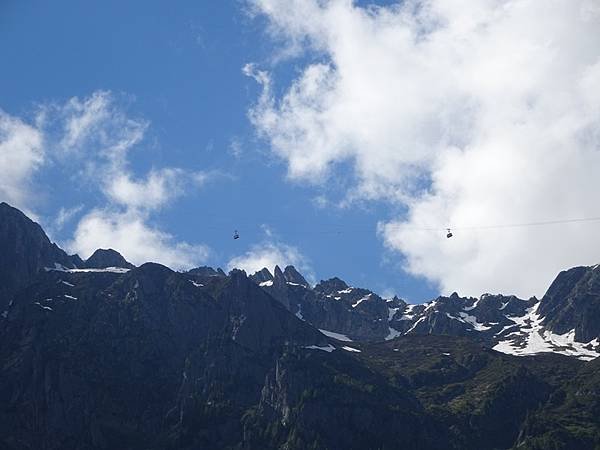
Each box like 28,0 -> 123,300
83,248 -> 135,269
538,265 -> 600,342
250,262 -> 600,360
253,267 -> 400,341
0,202 -> 80,310
2,202 -> 600,449
0,263 -> 330,449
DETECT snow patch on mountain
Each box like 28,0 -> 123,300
48,265 -> 130,274
319,329 -> 353,342
493,304 -> 599,361
352,293 -> 372,308
342,346 -> 361,353
295,304 -> 304,320
385,327 -> 402,341
458,312 -> 492,331
304,344 -> 336,352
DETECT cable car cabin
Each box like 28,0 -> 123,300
233,230 -> 240,240
446,229 -> 453,238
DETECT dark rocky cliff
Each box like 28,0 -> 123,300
0,202 -> 80,310
1,202 -> 600,449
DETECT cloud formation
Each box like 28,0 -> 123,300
69,209 -> 209,269
1,91 -> 211,269
0,110 -> 44,210
54,91 -> 211,267
247,0 -> 600,297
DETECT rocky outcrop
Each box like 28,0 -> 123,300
252,266 -> 399,341
0,202 -> 80,310
0,263 -> 330,449
538,265 -> 600,342
83,248 -> 135,269
250,264 -> 600,360
1,202 -> 600,449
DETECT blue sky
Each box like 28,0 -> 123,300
0,0 -> 437,301
2,0 -> 599,300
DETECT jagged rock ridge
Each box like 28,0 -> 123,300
2,202 -> 600,449
249,265 -> 600,361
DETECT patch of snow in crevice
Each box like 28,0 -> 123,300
405,316 -> 426,334
341,346 -> 361,353
423,301 -> 437,312
458,312 -> 491,331
496,323 -> 519,335
189,280 -> 204,287
304,344 -> 336,352
295,304 -> 304,320
400,303 -> 418,320
385,327 -> 402,341
259,280 -> 273,287
463,297 -> 481,311
499,301 -> 509,310
63,295 -> 77,300
34,302 -> 53,311
318,329 -> 353,342
338,288 -> 353,294
352,293 -> 372,308
446,312 -> 462,321
58,280 -> 75,287
50,267 -> 130,274
388,307 -> 400,321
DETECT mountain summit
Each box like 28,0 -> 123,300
1,202 -> 600,449
0,202 -> 80,309
83,248 -> 135,269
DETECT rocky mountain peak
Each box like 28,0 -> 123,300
273,265 -> 284,278
315,277 -> 349,294
0,202 -> 80,309
539,264 -> 600,341
251,267 -> 274,283
83,248 -> 134,269
283,265 -> 309,286
188,266 -> 226,277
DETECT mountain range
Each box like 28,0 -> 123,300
1,201 -> 599,449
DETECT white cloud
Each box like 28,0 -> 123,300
51,91 -> 212,268
227,240 -> 313,281
228,136 -> 243,159
59,90 -> 113,151
67,208 -> 210,270
54,204 -> 84,230
0,110 -> 44,209
1,91 -> 213,269
247,0 -> 600,297
105,168 -> 208,211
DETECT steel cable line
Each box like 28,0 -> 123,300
192,213 -> 600,237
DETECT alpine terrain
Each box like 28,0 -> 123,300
1,201 -> 600,450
